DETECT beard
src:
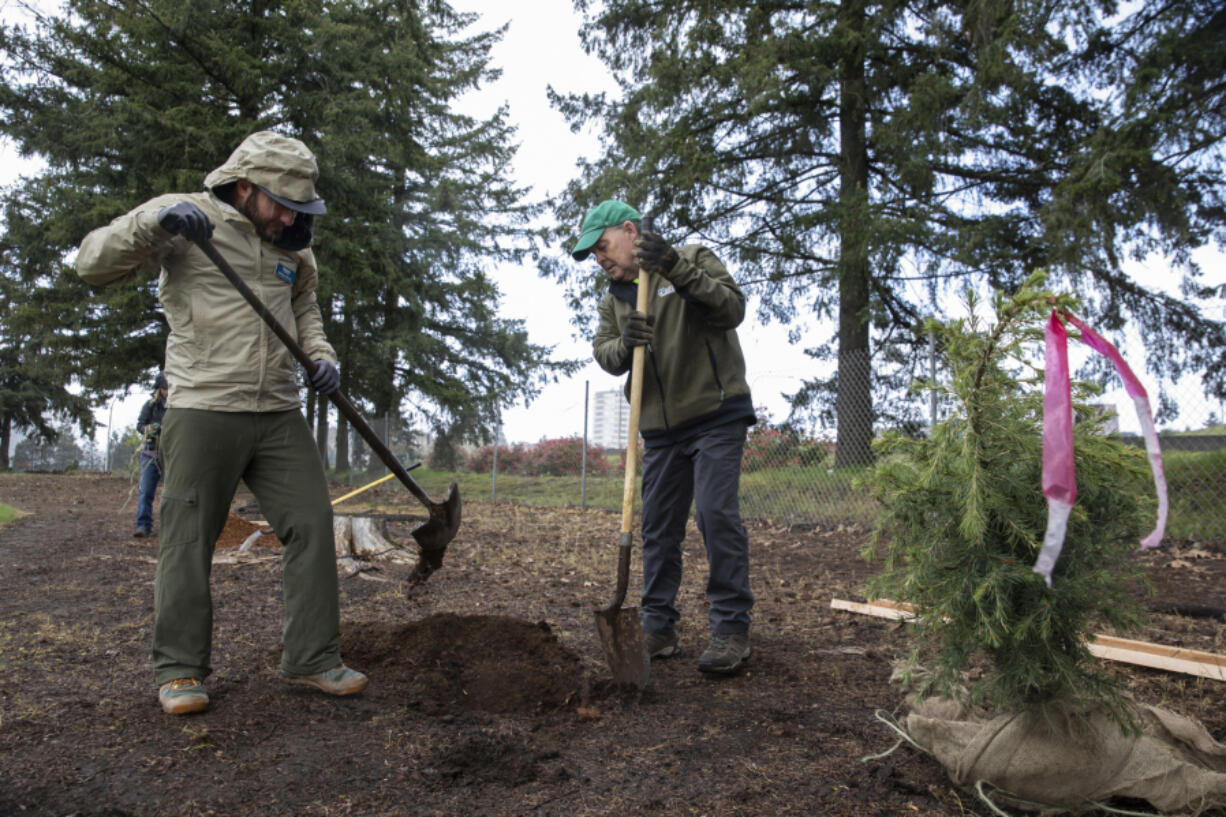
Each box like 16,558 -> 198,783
239,194 -> 285,242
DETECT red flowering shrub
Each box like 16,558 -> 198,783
464,443 -> 530,474
617,440 -> 644,472
527,437 -> 611,476
743,424 -> 828,472
465,437 -> 609,477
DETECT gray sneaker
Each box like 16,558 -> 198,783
283,664 -> 368,696
644,630 -> 679,659
159,678 -> 208,715
697,632 -> 751,674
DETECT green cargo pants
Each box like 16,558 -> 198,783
152,408 -> 340,685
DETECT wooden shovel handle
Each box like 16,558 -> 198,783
620,244 -> 652,535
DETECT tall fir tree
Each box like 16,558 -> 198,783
0,0 -> 577,465
544,0 -> 1225,466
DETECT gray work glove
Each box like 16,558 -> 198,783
307,360 -> 340,394
621,310 -> 654,348
157,201 -> 214,243
635,231 -> 679,278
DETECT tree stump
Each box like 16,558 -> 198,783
333,514 -> 420,577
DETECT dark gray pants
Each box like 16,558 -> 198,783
153,408 -> 340,685
640,420 -> 754,636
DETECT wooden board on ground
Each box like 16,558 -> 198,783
830,598 -> 1226,682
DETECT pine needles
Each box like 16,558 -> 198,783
865,272 -> 1153,725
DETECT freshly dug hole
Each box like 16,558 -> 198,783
341,614 -> 585,715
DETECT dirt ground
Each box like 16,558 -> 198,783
1,472 -> 1224,817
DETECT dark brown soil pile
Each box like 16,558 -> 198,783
342,614 -> 584,716
214,511 -> 282,549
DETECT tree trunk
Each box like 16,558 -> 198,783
315,392 -> 329,466
336,412 -> 350,473
0,411 -> 10,471
835,0 -> 874,468
335,296 -> 352,473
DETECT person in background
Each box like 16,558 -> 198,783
76,130 -> 366,715
132,371 -> 168,538
575,199 -> 756,675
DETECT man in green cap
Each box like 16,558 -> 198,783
76,130 -> 367,714
575,199 -> 757,675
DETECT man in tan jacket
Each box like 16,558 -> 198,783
77,131 -> 367,715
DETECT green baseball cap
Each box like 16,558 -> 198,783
570,200 -> 641,261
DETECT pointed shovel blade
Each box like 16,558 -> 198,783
408,482 -> 462,583
594,605 -> 649,688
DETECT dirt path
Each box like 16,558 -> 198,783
1,473 -> 1223,816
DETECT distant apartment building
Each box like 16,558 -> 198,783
591,388 -> 629,450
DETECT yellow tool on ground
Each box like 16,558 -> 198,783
332,472 -> 397,507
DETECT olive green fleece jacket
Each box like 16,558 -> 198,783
75,140 -> 335,414
593,244 -> 754,438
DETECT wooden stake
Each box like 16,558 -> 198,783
830,598 -> 1226,682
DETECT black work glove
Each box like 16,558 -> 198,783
157,201 -> 214,243
635,231 -> 679,278
621,310 -> 654,348
307,360 -> 340,395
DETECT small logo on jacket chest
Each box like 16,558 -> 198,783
274,262 -> 297,285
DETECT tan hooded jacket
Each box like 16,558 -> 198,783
76,131 -> 336,413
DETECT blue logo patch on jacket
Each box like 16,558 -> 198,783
274,262 -> 297,285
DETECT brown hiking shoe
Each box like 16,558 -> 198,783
283,664 -> 368,696
645,630 -> 679,659
158,678 -> 208,715
697,632 -> 752,675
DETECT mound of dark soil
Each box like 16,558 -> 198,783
342,614 -> 584,716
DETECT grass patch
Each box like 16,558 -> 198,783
322,446 -> 1226,543
1164,447 -> 1226,542
0,504 -> 21,526
346,464 -> 882,528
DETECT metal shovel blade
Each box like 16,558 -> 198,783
408,481 -> 462,583
593,539 -> 650,688
594,604 -> 649,688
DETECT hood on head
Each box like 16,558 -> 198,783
203,130 -> 326,215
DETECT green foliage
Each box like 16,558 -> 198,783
865,273 -> 1152,721
0,0 -> 579,449
0,503 -> 18,525
546,0 -> 1226,463
10,422 -> 98,471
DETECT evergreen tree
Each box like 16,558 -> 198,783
866,273 -> 1151,720
0,240 -> 95,469
544,0 -> 1225,467
0,0 -> 577,454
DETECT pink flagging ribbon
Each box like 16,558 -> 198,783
1033,310 -> 1169,587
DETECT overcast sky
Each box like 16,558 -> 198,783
2,0 -> 1220,450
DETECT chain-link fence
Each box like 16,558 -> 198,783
438,282 -> 1226,546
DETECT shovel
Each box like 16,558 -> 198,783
593,218 -> 654,689
194,238 -> 461,581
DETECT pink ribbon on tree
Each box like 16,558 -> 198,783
1034,310 -> 1169,587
